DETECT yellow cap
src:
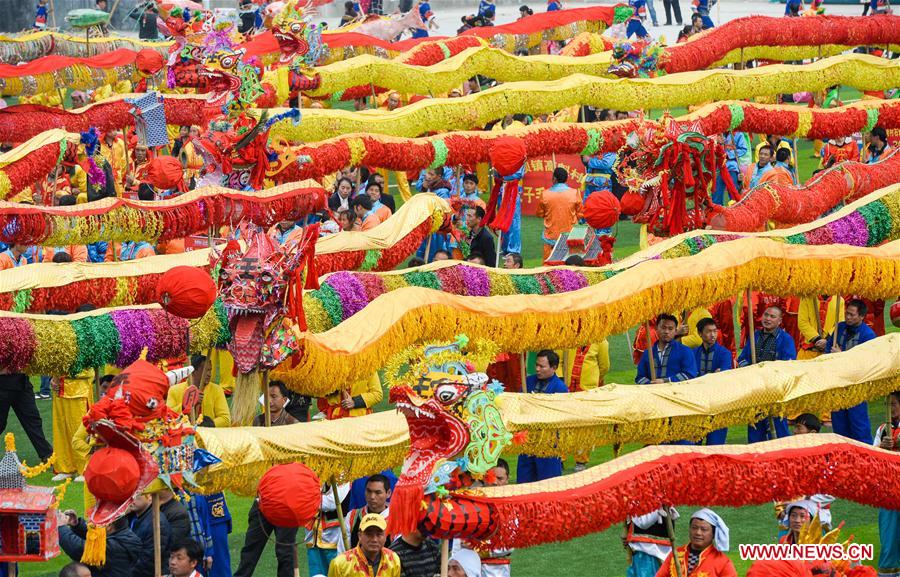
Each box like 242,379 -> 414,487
359,513 -> 387,532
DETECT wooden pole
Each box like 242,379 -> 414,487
152,494 -> 162,577
519,353 -> 527,393
7,562 -> 15,577
293,544 -> 300,577
440,539 -> 449,577
49,0 -> 56,28
109,0 -> 123,21
495,230 -> 503,267
663,506 -> 684,577
332,482 -> 351,552
746,289 -> 757,365
423,234 -> 432,264
831,295 -> 841,349
645,321 -> 657,381
262,371 -> 271,427
813,296 -> 823,340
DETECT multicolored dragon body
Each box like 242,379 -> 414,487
386,336 -> 512,538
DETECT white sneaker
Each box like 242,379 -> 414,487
74,475 -> 85,482
573,463 -> 587,472
51,473 -> 72,482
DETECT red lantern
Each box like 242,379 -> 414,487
583,190 -> 621,230
258,463 -> 322,528
84,447 -> 141,502
890,301 -> 900,328
489,137 -> 527,177
144,156 -> 186,192
135,49 -> 165,76
619,191 -> 644,216
157,266 -> 217,319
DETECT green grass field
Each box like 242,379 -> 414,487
11,134 -> 894,576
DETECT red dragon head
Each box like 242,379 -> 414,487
616,117 -> 732,236
386,336 -> 511,535
212,225 -> 310,374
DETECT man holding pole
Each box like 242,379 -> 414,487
328,514 -> 401,577
814,299 -> 876,444
234,382 -> 300,577
635,314 -> 698,385
517,350 -> 567,483
738,306 -> 796,443
308,483 -> 352,576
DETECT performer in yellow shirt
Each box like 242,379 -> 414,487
100,129 -> 127,196
166,354 -> 231,428
51,368 -> 94,481
320,374 -> 383,419
797,295 -> 844,359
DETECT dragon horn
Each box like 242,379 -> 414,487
166,366 -> 195,387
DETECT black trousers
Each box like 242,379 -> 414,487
662,0 -> 682,25
0,376 -> 52,461
233,501 -> 298,577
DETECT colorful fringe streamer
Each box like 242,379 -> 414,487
0,182 -> 326,245
262,54 -> 900,141
276,99 -> 900,180
4,97 -> 898,201
0,194 -> 449,313
457,435 -> 900,548
195,339 -> 900,495
0,302 -> 229,377
301,15 -> 900,98
271,232 -> 900,393
708,151 -> 900,231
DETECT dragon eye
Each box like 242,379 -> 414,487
260,272 -> 273,282
220,56 -> 235,69
435,384 -> 462,405
290,22 -> 303,33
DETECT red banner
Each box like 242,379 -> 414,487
520,154 -> 584,216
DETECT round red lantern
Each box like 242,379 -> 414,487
135,49 -> 165,76
157,266 -> 217,319
84,447 -> 141,502
619,191 -> 645,216
258,463 -> 322,528
144,156 -> 186,191
489,137 -> 527,177
583,190 -> 621,230
890,300 -> 900,328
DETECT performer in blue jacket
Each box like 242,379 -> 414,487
815,299 -> 877,444
693,317 -> 734,445
738,305 -> 796,443
517,350 -> 567,483
636,314 -> 698,384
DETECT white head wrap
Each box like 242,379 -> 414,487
691,508 -> 730,552
450,548 -> 482,577
786,499 -> 818,521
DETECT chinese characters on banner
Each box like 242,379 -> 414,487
520,154 -> 584,216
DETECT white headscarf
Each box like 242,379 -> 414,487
691,508 -> 730,552
786,499 -> 818,520
450,548 -> 482,577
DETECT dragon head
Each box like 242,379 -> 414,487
200,46 -> 245,96
607,40 -> 662,78
616,118 -> 724,236
388,336 -> 511,497
212,225 -> 308,374
272,0 -> 324,67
